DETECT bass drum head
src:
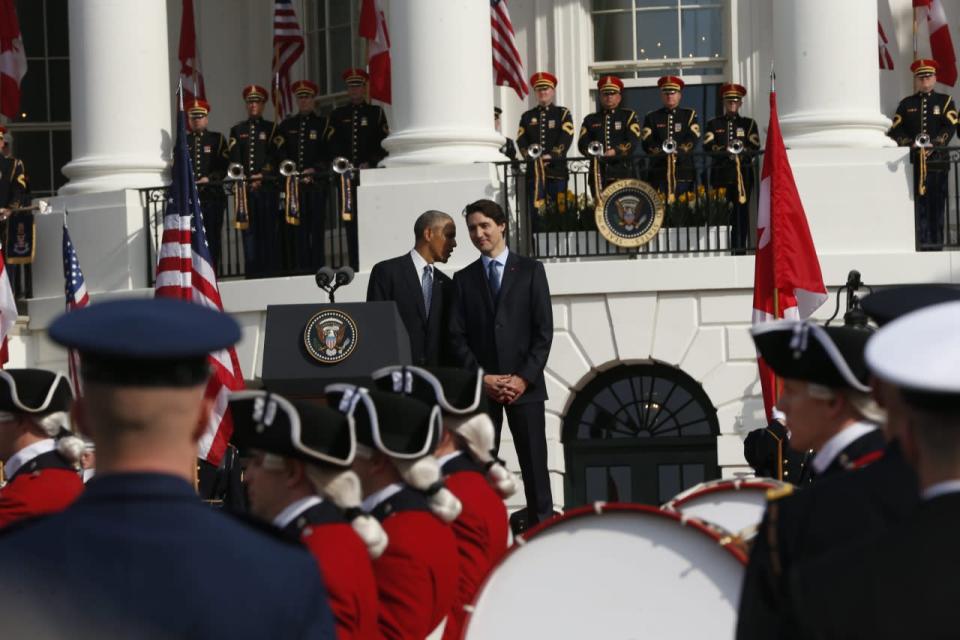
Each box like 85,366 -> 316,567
664,478 -> 789,537
464,503 -> 745,640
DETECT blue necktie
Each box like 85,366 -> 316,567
488,260 -> 501,298
422,265 -> 433,315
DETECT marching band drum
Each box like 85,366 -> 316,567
463,503 -> 746,639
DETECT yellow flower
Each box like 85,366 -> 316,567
697,185 -> 706,196
678,192 -> 689,204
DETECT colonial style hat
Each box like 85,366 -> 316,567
342,68 -> 369,86
861,284 -> 960,327
370,365 -> 484,416
229,390 -> 355,467
751,320 -> 872,392
865,301 -> 960,410
720,83 -> 747,100
48,298 -> 241,387
291,80 -> 319,98
0,370 -> 73,415
530,71 -> 558,90
911,58 -> 939,77
242,84 -> 268,103
658,75 -> 685,92
598,75 -> 624,94
187,99 -> 210,117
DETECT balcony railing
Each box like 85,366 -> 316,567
495,152 -> 763,260
140,172 -> 349,286
917,146 -> 960,251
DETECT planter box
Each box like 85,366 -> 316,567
644,225 -> 731,255
533,230 -> 604,256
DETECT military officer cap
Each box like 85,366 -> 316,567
658,75 -> 685,93
370,365 -> 486,416
187,99 -> 211,117
598,75 -> 624,94
326,384 -> 440,459
751,320 -> 872,393
242,84 -> 268,103
48,298 -> 241,387
0,369 -> 73,416
866,300 -> 960,410
720,83 -> 747,101
911,58 -> 939,78
342,68 -> 369,87
229,390 -> 355,467
291,80 -> 318,98
530,71 -> 558,90
861,284 -> 960,327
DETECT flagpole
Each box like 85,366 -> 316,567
913,6 -> 919,59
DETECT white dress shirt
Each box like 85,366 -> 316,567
272,495 -> 324,530
811,421 -> 878,475
4,438 -> 56,479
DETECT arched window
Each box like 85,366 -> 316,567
562,363 -> 719,508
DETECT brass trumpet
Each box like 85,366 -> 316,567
526,144 -> 543,159
727,139 -> 745,155
587,141 -> 604,157
279,159 -> 299,177
332,156 -> 355,174
914,133 -> 933,149
662,138 -> 678,155
226,163 -> 245,180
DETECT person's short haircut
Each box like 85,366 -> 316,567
463,199 -> 507,227
413,210 -> 453,240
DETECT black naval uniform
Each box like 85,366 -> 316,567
325,102 -> 388,271
736,427 -> 889,640
276,111 -> 328,271
187,129 -> 229,266
516,104 -> 575,216
577,107 -> 642,198
228,116 -> 282,277
641,106 -> 701,200
703,114 -> 761,250
742,420 -> 813,485
888,90 -> 958,249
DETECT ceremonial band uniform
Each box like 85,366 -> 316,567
641,105 -> 701,198
187,122 -> 229,265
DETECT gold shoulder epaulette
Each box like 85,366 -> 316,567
766,484 -> 794,501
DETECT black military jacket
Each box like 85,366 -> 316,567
0,156 -> 27,208
743,421 -> 812,486
276,112 -> 327,173
641,106 -> 701,180
324,102 -> 388,168
888,90 -> 958,171
517,103 -> 575,178
577,108 -> 641,157
703,114 -> 761,186
187,130 -> 229,182
228,116 -> 281,177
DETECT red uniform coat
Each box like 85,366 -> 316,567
370,486 -> 460,640
0,450 -> 83,529
440,454 -> 510,640
285,501 -> 380,640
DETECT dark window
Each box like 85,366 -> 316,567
563,363 -> 719,507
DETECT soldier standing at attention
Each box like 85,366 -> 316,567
186,99 -> 229,266
888,58 -> 958,251
228,84 -> 282,277
517,71 -> 575,215
325,69 -> 389,271
277,80 -> 328,271
577,75 -> 642,198
703,83 -> 761,252
642,76 -> 701,204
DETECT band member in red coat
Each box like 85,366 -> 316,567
0,369 -> 83,528
372,365 -> 515,639
230,390 -> 383,640
327,384 -> 461,640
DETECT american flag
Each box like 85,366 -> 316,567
271,0 -> 305,118
0,245 -> 16,367
62,224 -> 89,396
155,103 -> 245,466
491,0 -> 528,99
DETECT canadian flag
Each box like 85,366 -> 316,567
0,0 -> 27,120
879,21 -> 895,70
359,0 -> 391,104
752,91 -> 828,418
916,0 -> 957,86
178,0 -> 206,105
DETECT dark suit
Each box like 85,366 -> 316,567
449,250 -> 554,524
789,490 -> 954,640
736,434 -> 907,640
367,253 -> 453,366
0,473 -> 336,639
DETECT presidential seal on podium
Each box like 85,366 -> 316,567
595,179 -> 665,248
303,309 -> 359,364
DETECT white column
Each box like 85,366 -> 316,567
773,0 -> 893,148
60,0 -> 172,194
381,0 -> 504,166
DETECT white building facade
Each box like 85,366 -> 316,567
6,0 -> 960,511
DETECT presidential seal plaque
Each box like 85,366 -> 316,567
595,179 -> 665,248
303,309 -> 359,364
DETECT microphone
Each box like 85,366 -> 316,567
315,266 -> 336,289
334,266 -> 355,287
